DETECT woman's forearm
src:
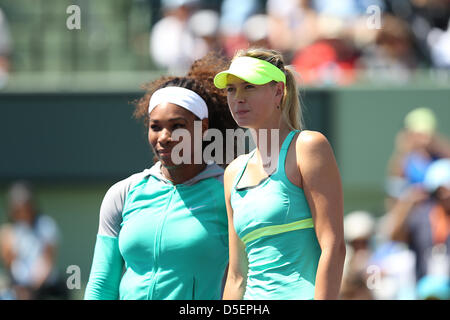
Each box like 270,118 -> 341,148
84,234 -> 124,300
313,243 -> 346,300
388,199 -> 415,242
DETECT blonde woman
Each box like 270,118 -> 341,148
214,48 -> 346,300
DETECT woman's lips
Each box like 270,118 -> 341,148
235,110 -> 249,116
157,149 -> 172,157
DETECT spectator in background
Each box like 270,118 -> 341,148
0,181 -> 66,300
383,0 -> 450,67
242,14 -> 271,49
311,0 -> 385,20
340,211 -> 376,300
265,0 -> 319,57
188,9 -> 221,55
285,0 -> 391,86
291,14 -> 359,86
0,7 -> 11,88
218,0 -> 260,57
386,159 -> 450,291
416,0 -> 450,68
374,182 -> 421,300
357,14 -> 419,83
427,17 -> 450,68
149,0 -> 205,74
387,107 -> 450,185
374,107 -> 450,299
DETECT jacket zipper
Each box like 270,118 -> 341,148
147,186 -> 176,299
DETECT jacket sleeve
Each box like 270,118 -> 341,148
84,179 -> 130,300
84,234 -> 124,300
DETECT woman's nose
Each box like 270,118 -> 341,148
158,128 -> 172,145
234,88 -> 246,103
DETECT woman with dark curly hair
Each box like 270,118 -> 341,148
84,53 -> 238,300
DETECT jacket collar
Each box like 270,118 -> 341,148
146,161 -> 224,186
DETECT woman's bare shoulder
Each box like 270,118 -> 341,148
295,130 -> 333,160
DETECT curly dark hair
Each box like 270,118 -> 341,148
133,52 -> 238,166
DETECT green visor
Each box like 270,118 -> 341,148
214,56 -> 286,89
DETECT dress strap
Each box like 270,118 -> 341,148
232,149 -> 257,190
276,130 -> 300,175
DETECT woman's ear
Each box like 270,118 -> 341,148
275,81 -> 285,106
277,82 -> 285,96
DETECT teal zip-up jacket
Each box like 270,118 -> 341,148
84,162 -> 228,300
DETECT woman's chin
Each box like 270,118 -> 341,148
158,156 -> 190,170
234,119 -> 252,128
155,154 -> 174,167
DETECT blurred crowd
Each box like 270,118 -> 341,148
0,181 -> 68,300
0,0 -> 449,87
0,7 -> 11,88
1,0 -> 449,300
148,0 -> 450,85
340,107 -> 450,300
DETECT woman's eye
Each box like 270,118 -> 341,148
245,84 -> 255,89
150,125 -> 161,131
173,123 -> 185,129
226,87 -> 235,93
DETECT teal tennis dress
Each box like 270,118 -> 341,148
84,162 -> 228,300
231,130 -> 321,300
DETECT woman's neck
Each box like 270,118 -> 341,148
248,121 -> 291,171
250,121 -> 290,151
160,163 -> 207,185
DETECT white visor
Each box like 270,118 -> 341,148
148,86 -> 208,119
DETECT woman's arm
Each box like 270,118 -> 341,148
222,157 -> 248,300
84,234 -> 124,300
387,130 -> 412,177
429,132 -> 450,158
84,181 -> 128,300
297,131 -> 346,300
386,185 -> 429,242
